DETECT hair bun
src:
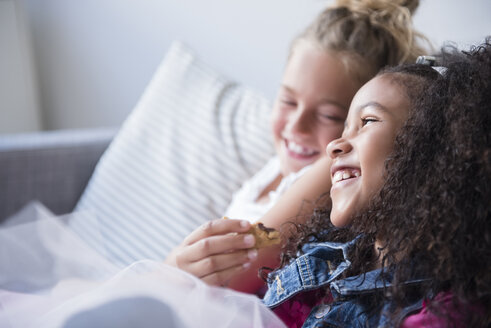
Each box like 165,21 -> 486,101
396,0 -> 419,14
334,0 -> 419,16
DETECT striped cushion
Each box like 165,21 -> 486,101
72,42 -> 275,266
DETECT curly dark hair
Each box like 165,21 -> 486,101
376,39 -> 491,327
276,39 -> 491,327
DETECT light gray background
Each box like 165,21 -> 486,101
3,0 -> 491,133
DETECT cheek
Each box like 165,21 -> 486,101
270,107 -> 285,144
361,145 -> 392,196
370,164 -> 386,191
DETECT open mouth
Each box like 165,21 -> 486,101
332,168 -> 361,183
285,140 -> 319,158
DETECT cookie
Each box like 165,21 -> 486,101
249,222 -> 281,248
221,217 -> 281,248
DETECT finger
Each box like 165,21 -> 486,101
178,233 -> 256,263
185,248 -> 258,279
183,218 -> 251,245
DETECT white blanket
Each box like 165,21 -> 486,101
0,203 -> 285,328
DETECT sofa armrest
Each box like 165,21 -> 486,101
0,128 -> 117,222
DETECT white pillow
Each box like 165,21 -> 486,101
72,42 -> 275,266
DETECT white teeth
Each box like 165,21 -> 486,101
333,171 -> 344,183
287,141 -> 316,156
333,169 -> 361,183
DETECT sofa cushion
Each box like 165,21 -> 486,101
72,41 -> 275,265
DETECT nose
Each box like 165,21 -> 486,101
326,137 -> 352,159
287,107 -> 311,136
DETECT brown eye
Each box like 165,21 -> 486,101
361,117 -> 378,126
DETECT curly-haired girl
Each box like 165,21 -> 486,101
263,40 -> 490,327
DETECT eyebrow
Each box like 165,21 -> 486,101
280,85 -> 349,111
356,101 -> 391,114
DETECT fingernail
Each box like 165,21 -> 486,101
247,249 -> 258,260
240,220 -> 250,228
244,234 -> 255,246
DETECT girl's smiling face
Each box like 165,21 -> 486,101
271,41 -> 360,177
327,74 -> 411,227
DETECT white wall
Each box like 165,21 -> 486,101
13,0 -> 491,131
0,0 -> 41,134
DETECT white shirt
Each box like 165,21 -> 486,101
224,156 -> 312,223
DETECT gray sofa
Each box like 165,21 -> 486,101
0,128 -> 117,223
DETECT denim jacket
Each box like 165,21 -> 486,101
263,239 -> 424,327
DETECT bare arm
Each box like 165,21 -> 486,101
227,156 -> 333,293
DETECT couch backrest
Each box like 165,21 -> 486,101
0,128 -> 116,223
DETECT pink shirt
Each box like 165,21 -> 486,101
402,292 -> 483,328
272,289 -> 331,328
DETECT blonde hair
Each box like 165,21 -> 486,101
291,0 -> 431,84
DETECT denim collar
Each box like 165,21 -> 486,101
263,236 -> 426,308
329,268 -> 426,300
263,238 -> 358,307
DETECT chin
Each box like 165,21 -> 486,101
329,209 -> 351,228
